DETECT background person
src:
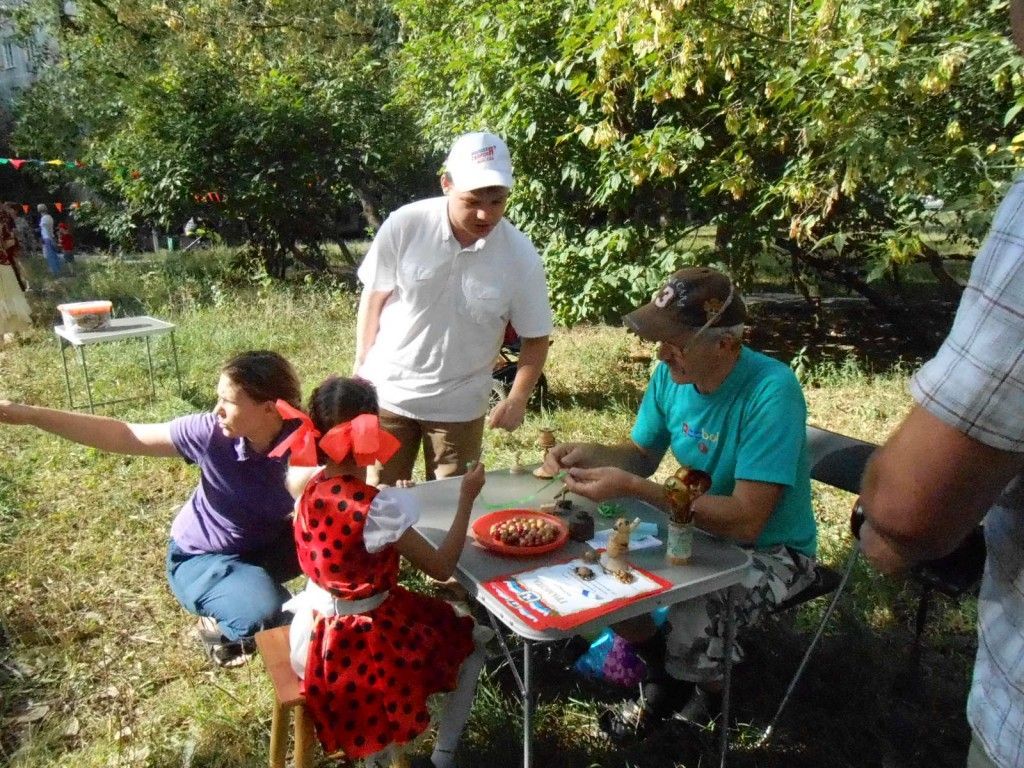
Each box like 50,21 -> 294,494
0,350 -> 303,667
36,203 -> 62,276
0,202 -> 32,342
57,219 -> 75,266
857,7 -> 1024,760
12,206 -> 37,260
355,131 -> 553,485
541,267 -> 817,743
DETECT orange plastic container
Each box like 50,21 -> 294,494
57,300 -> 113,333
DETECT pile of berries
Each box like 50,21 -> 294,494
490,516 -> 560,547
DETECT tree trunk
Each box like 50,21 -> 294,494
920,245 -> 965,303
356,187 -> 383,230
777,237 -> 936,350
291,243 -> 326,272
337,239 -> 356,267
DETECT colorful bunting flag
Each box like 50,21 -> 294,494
0,156 -> 86,168
11,201 -> 83,212
2,154 -> 224,206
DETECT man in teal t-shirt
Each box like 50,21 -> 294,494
542,266 -> 817,745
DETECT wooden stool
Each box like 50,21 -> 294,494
255,626 -> 315,768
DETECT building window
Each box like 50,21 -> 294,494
26,40 -> 37,73
1,41 -> 15,70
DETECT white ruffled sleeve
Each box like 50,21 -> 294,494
364,486 -> 421,553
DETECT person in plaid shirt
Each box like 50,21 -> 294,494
858,7 -> 1024,763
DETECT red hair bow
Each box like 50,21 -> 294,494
268,402 -> 400,468
267,400 -> 321,466
319,413 -> 401,467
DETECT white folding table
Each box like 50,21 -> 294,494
54,315 -> 183,413
407,469 -> 752,768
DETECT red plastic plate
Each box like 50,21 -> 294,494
472,509 -> 569,557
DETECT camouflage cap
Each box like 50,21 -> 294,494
623,267 -> 747,342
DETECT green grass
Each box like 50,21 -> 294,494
0,251 -> 976,767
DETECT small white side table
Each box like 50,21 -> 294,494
54,315 -> 183,413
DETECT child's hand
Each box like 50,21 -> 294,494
460,461 -> 486,502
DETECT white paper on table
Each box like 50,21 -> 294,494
587,528 -> 662,551
506,557 -> 664,615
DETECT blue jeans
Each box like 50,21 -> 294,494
42,239 -> 62,275
165,526 -> 301,642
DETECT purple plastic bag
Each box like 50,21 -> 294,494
601,633 -> 648,687
574,607 -> 669,687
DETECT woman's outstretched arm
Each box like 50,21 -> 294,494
0,400 -> 179,458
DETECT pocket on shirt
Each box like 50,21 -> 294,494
397,263 -> 445,306
461,277 -> 504,324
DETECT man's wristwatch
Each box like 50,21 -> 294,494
850,500 -> 866,540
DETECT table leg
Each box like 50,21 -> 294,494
170,330 -> 183,397
57,337 -> 75,409
78,345 -> 95,414
144,334 -> 157,400
481,611 -> 533,768
522,639 -> 533,768
719,583 -> 740,768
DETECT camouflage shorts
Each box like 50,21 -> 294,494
664,544 -> 816,683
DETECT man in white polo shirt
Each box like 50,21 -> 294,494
355,132 -> 553,484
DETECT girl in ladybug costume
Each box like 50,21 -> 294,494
272,376 -> 488,768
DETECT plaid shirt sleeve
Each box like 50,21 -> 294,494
910,179 -> 1024,454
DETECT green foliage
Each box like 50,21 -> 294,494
12,0 -> 429,274
395,0 -> 1024,322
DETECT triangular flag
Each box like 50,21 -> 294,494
55,202 -> 64,213
47,159 -> 63,166
21,204 -> 29,213
71,202 -> 80,209
0,158 -> 8,165
65,161 -> 76,168
10,159 -> 25,170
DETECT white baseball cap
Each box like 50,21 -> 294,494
444,132 -> 514,191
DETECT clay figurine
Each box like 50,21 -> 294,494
532,427 -> 557,478
509,452 -> 528,474
600,516 -> 641,578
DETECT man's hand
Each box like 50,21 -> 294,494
859,520 -> 916,575
541,442 -> 600,475
563,466 -> 638,502
487,395 -> 527,431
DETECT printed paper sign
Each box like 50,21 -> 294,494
482,557 -> 671,631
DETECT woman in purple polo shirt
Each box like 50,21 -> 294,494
0,350 -> 302,667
